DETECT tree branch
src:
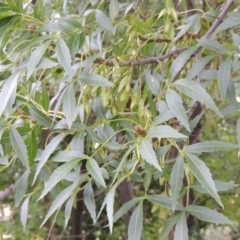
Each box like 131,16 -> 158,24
95,47 -> 188,67
201,0 -> 235,40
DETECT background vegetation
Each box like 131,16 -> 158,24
0,0 -> 240,239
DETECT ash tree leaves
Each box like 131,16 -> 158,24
173,79 -> 222,116
79,73 -> 114,87
139,139 -> 162,172
185,152 -> 223,208
218,57 -> 232,100
95,10 -> 114,34
166,89 -> 190,131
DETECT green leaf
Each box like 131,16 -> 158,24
215,13 -> 240,35
33,0 -> 45,21
33,133 -> 66,184
218,57 -> 231,100
79,73 -> 114,87
0,72 -> 19,116
169,46 -> 198,82
159,213 -> 180,240
190,180 -> 238,193
51,151 -> 85,162
199,39 -> 229,53
113,197 -> 143,223
65,195 -> 75,228
85,127 -> 102,143
226,79 -> 238,109
95,10 -> 114,34
148,125 -> 188,139
145,69 -> 160,96
143,162 -> 152,192
56,38 -> 72,76
27,42 -> 49,79
39,158 -> 81,199
71,131 -> 85,153
10,126 -> 29,170
109,0 -> 119,20
173,79 -> 222,116
83,181 -> 96,223
139,139 -> 162,171
166,89 -> 190,131
156,145 -> 170,158
237,118 -> 240,145
231,31 -> 240,46
147,194 -> 183,210
128,201 -> 143,240
106,188 -> 116,233
36,58 -> 58,70
153,110 -> 175,125
170,155 -> 184,211
67,32 -> 85,59
187,55 -> 215,80
28,104 -> 53,128
86,158 -> 106,187
7,0 -> 23,12
174,212 -> 188,240
15,170 -> 29,207
21,196 -> 30,231
63,84 -> 76,129
41,178 -> 80,227
185,153 -> 223,207
186,205 -> 234,225
185,141 -> 238,154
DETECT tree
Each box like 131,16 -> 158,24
0,0 -> 240,239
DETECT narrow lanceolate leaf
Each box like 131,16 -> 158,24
145,69 -> 160,96
15,170 -> 29,207
28,105 -> 53,128
33,0 -> 45,21
106,188 -> 116,233
28,131 -> 38,164
187,55 -> 215,80
109,0 -> 119,20
215,13 -> 240,35
153,110 -> 175,125
27,42 -> 49,79
147,194 -> 183,210
166,89 -> 190,131
86,158 -> 106,187
10,126 -> 29,170
21,196 -> 30,230
170,155 -> 184,211
67,32 -> 85,59
128,201 -> 143,240
63,84 -> 76,129
148,125 -> 187,139
185,141 -> 238,154
113,197 -> 143,223
237,118 -> 240,145
33,133 -> 66,184
65,196 -> 75,228
39,158 -> 81,199
186,205 -> 234,225
0,72 -> 19,116
199,39 -> 229,53
226,80 -> 238,109
190,180 -> 238,193
41,178 -> 80,227
173,79 -> 222,116
139,139 -> 162,172
169,46 -> 198,83
84,181 -> 96,223
7,0 -> 23,12
159,213 -> 180,240
174,212 -> 188,240
218,57 -> 231,100
185,153 -> 223,208
56,38 -> 72,76
95,10 -> 114,34
79,73 -> 114,87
